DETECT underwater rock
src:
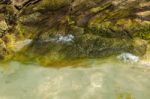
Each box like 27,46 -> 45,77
24,34 -> 147,60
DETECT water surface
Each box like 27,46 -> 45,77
0,45 -> 150,99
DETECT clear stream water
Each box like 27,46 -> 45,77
0,46 -> 150,99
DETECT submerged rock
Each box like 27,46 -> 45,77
16,34 -> 147,66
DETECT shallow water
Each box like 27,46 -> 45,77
0,45 -> 150,99
0,57 -> 150,99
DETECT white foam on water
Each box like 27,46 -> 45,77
57,34 -> 74,43
117,53 -> 139,63
40,34 -> 74,43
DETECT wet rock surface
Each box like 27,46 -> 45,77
0,0 -> 149,61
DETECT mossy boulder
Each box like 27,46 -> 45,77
14,33 -> 147,65
0,0 -> 150,62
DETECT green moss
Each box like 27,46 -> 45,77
16,22 -> 39,39
33,0 -> 70,11
90,2 -> 112,13
3,34 -> 16,50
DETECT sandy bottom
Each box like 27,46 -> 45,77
0,58 -> 150,99
0,44 -> 149,99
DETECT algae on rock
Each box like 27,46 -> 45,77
0,0 -> 150,62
